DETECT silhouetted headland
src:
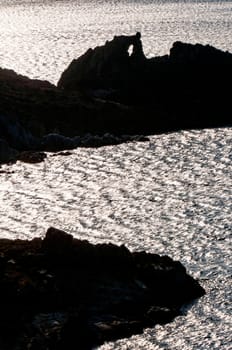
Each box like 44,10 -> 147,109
0,33 -> 232,163
0,227 -> 205,349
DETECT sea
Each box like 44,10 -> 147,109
0,1 -> 231,349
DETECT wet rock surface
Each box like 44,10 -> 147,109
0,227 -> 205,349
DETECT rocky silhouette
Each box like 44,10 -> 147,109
58,33 -> 232,112
0,33 -> 232,163
58,32 -> 146,92
0,227 -> 205,349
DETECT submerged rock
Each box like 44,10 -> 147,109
0,227 -> 205,349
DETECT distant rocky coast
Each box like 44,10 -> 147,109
0,33 -> 232,163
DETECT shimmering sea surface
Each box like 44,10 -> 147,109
0,0 -> 232,83
0,0 -> 232,349
0,129 -> 231,349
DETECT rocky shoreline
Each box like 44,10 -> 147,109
1,33 -> 232,163
0,227 -> 205,349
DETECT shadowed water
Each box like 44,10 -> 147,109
0,128 -> 231,349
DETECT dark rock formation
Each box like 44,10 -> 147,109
0,34 -> 232,164
17,151 -> 47,163
0,138 -> 18,163
58,33 -> 232,130
0,227 -> 204,349
0,114 -> 37,150
169,40 -> 232,63
0,67 -> 145,163
58,32 -> 146,91
0,67 -> 136,151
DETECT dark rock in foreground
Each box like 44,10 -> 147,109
0,227 -> 205,349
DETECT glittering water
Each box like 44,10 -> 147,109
0,128 -> 231,349
0,1 -> 232,349
0,0 -> 232,84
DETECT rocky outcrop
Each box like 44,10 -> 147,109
58,34 -> 232,96
58,34 -> 232,129
58,32 -> 146,91
0,34 -> 231,164
0,74 -> 147,164
0,227 -> 205,349
0,113 -> 149,164
169,40 -> 232,63
0,67 -> 133,140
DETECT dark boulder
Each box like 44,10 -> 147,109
0,227 -> 205,349
17,151 -> 47,163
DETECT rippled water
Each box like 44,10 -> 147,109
0,1 -> 232,349
0,0 -> 232,83
0,128 -> 231,349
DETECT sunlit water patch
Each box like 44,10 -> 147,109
0,127 -> 231,349
0,0 -> 232,83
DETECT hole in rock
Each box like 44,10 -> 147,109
128,44 -> 134,56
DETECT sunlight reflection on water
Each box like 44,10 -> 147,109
0,1 -> 231,349
0,0 -> 232,83
0,127 -> 231,349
